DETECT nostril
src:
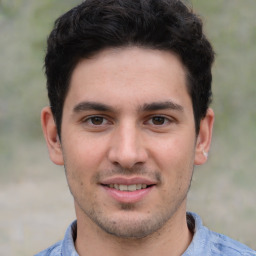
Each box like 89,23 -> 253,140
107,134 -> 148,169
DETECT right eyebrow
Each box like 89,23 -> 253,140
73,101 -> 114,113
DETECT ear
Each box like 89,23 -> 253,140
194,108 -> 214,165
41,106 -> 64,165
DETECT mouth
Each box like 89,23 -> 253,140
103,184 -> 153,192
100,177 -> 157,203
100,177 -> 156,203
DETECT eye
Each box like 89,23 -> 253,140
151,116 -> 167,125
147,116 -> 171,126
83,116 -> 109,126
90,116 -> 105,125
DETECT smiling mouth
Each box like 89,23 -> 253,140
103,184 -> 153,192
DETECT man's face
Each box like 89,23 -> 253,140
50,47 -> 208,238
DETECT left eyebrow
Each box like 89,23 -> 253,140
140,101 -> 184,112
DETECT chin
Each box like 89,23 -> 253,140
93,212 -> 168,239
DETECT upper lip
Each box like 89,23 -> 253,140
100,176 -> 157,186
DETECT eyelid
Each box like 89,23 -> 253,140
81,115 -> 113,126
80,114 -> 175,128
144,115 -> 175,125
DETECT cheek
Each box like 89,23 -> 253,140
152,135 -> 195,168
62,135 -> 110,196
64,135 -> 107,170
151,136 -> 195,194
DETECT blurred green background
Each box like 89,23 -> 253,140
0,0 -> 255,255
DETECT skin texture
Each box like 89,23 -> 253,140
41,47 -> 214,256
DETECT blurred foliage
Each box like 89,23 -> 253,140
0,0 -> 80,177
0,0 -> 80,139
192,0 -> 256,183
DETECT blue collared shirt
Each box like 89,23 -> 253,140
35,212 -> 256,256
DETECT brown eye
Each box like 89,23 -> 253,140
151,116 -> 166,125
82,115 -> 112,131
90,116 -> 105,125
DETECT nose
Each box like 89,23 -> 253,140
107,122 -> 148,169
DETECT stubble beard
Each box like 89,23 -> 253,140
66,166 -> 193,239
78,189 -> 191,240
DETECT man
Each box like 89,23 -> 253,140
36,0 -> 256,255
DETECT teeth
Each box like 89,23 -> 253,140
136,184 -> 142,190
128,184 -> 137,191
119,185 -> 127,191
107,184 -> 148,191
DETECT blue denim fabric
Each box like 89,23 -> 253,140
35,212 -> 255,256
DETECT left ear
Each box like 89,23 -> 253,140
194,108 -> 214,165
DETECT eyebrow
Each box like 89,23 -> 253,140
73,101 -> 114,113
141,101 -> 184,112
73,100 -> 184,114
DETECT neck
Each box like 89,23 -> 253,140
75,203 -> 193,256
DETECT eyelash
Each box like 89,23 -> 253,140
82,116 -> 110,126
82,115 -> 174,128
145,115 -> 173,126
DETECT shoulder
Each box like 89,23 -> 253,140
34,241 -> 62,256
185,212 -> 256,256
34,220 -> 78,256
208,229 -> 256,256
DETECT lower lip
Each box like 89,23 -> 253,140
102,186 -> 154,204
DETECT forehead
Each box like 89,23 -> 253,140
65,47 -> 191,111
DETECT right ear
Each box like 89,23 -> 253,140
41,106 -> 64,165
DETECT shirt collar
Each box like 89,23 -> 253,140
61,220 -> 79,256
